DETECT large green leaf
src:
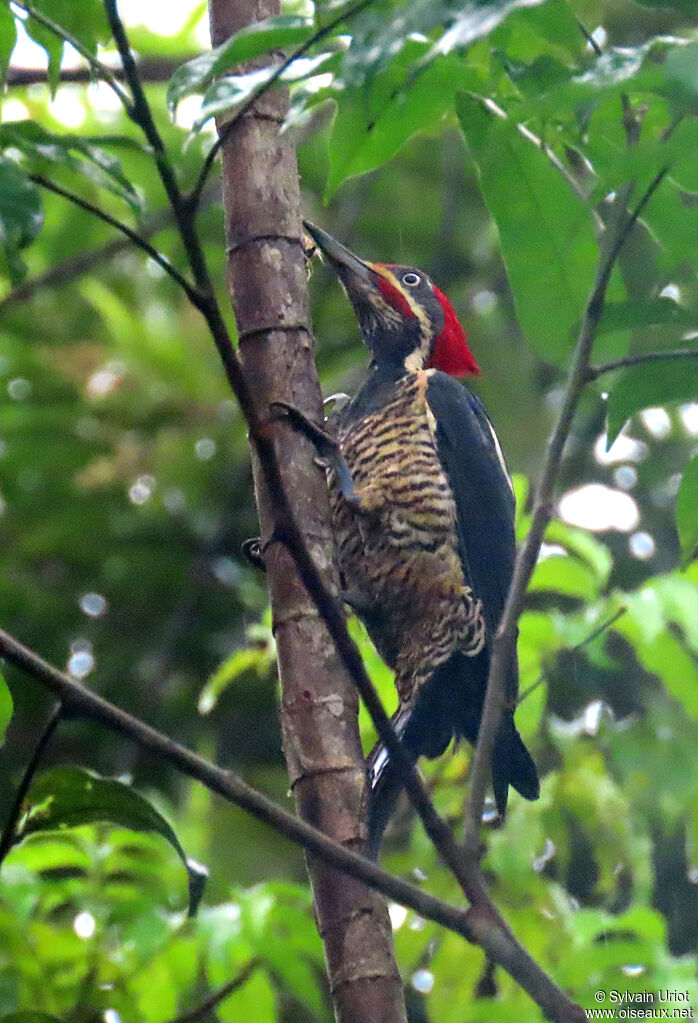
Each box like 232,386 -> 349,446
0,122 -> 142,212
664,38 -> 698,112
167,14 -> 314,116
457,93 -> 599,363
340,0 -> 546,87
598,297 -> 698,336
28,0 -> 111,54
0,669 -> 12,746
676,455 -> 698,566
326,48 -> 475,198
17,767 -> 207,915
606,355 -> 698,444
0,156 -> 44,284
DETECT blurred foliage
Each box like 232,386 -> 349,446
0,0 -> 698,1019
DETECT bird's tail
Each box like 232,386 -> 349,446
366,651 -> 539,857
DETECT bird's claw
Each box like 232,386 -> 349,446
270,400 -> 358,504
241,537 -> 266,571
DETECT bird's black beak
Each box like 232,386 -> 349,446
303,220 -> 375,287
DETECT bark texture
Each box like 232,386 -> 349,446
207,3 -> 407,1020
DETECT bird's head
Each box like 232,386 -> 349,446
304,220 -> 480,378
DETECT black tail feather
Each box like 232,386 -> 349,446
366,651 -> 539,857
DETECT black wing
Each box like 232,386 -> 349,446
426,372 -> 517,692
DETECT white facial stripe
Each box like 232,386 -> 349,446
373,266 -> 433,371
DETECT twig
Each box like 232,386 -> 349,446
0,626 -> 468,935
7,59 -> 187,89
517,607 -> 627,706
586,347 -> 698,381
188,0 -> 377,214
0,702 -> 62,867
0,627 -> 585,1021
575,17 -> 602,57
104,0 -> 213,294
0,185 -> 220,313
27,173 -> 201,305
167,959 -> 259,1023
462,167 -> 670,857
11,0 -> 132,109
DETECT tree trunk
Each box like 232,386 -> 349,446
206,3 -> 407,1020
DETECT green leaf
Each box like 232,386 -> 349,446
192,53 -> 334,131
326,50 -> 475,199
545,521 -> 613,584
22,14 -> 63,95
29,0 -> 111,54
0,3 -> 17,87
0,156 -> 44,284
530,555 -> 599,601
664,39 -> 698,112
217,967 -> 275,1023
456,93 -> 598,363
616,613 -> 698,719
598,297 -> 698,335
167,14 -> 314,116
0,669 -> 12,747
0,122 -> 143,212
676,455 -> 698,565
606,355 -> 698,444
18,767 -> 207,915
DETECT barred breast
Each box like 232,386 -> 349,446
327,371 -> 486,705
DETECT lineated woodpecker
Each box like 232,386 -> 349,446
301,222 -> 539,856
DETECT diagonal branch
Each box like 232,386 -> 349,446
462,168 -> 670,855
0,185 -> 220,313
0,625 -> 469,935
167,958 -> 260,1023
0,625 -> 585,1021
27,173 -> 201,305
517,606 -> 627,706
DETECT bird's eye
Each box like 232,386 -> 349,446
402,272 -> 420,287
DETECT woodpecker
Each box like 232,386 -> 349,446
302,221 -> 539,856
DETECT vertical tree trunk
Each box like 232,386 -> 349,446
206,3 -> 407,1020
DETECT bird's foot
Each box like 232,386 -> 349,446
241,536 -> 267,571
270,400 -> 358,504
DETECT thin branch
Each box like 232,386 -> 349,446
103,0 -> 214,290
462,167 -> 670,857
11,0 -> 132,109
0,702 -> 62,867
0,627 -> 585,1021
27,173 -> 202,306
575,17 -> 602,57
7,58 -> 187,89
586,346 -> 698,381
188,0 -> 377,214
0,626 -> 469,936
517,607 -> 627,706
0,184 -> 220,313
167,959 -> 259,1023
